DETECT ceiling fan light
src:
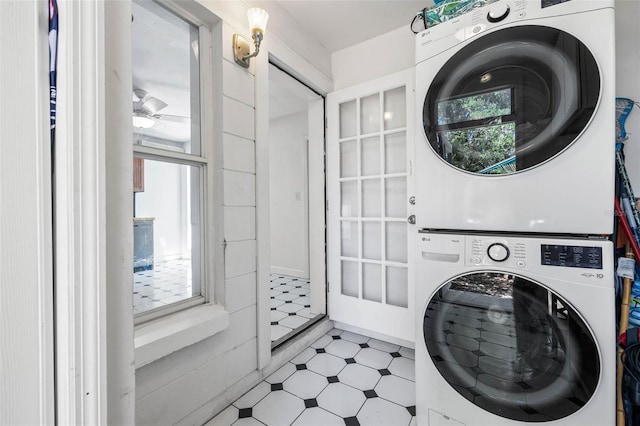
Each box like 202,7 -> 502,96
133,112 -> 155,129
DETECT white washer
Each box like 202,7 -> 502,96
415,232 -> 615,425
414,1 -> 615,234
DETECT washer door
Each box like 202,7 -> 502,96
423,272 -> 600,422
423,25 -> 599,174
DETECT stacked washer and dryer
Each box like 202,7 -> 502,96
414,1 -> 616,425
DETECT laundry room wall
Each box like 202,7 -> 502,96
615,0 -> 640,191
270,111 -> 310,278
332,25 -> 416,91
134,1 -> 331,425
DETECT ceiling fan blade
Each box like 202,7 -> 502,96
141,96 -> 168,115
156,114 -> 190,124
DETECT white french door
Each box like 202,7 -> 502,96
327,69 -> 415,343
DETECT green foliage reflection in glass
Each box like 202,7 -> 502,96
437,88 -> 515,174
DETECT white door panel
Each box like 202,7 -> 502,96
327,69 -> 415,343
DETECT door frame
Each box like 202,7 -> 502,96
254,41 -> 332,367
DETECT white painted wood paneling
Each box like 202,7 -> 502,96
223,133 -> 256,173
135,331 -> 232,400
227,306 -> 258,348
223,96 -> 255,139
254,41 -> 272,371
133,0 -> 337,422
225,240 -> 257,279
223,59 -> 255,106
224,206 -> 256,240
225,272 -> 257,313
223,170 -> 256,206
136,338 -> 257,425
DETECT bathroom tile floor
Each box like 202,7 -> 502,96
270,274 -> 322,344
209,328 -> 416,426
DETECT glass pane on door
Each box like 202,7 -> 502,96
336,86 -> 409,309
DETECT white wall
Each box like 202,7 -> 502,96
615,0 -> 640,190
134,1 -> 332,424
135,160 -> 189,261
135,18 -> 260,425
332,26 -> 415,91
270,111 -> 310,278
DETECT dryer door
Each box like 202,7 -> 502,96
422,25 -> 599,175
422,272 -> 600,421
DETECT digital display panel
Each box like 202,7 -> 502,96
541,244 -> 602,269
542,0 -> 572,9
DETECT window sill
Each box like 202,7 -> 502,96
134,303 -> 230,369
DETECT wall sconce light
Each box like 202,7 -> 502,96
233,7 -> 269,68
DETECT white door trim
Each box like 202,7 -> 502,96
0,1 -> 54,424
255,35 -> 329,367
54,1 -> 135,423
309,97 -> 327,316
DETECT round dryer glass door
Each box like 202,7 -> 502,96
422,25 -> 600,175
423,272 -> 600,422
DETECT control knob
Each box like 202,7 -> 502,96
487,4 -> 510,23
487,243 -> 510,262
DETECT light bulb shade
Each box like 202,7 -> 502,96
247,7 -> 269,35
132,112 -> 155,129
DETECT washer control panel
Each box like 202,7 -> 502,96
418,232 -> 614,286
468,237 -> 526,267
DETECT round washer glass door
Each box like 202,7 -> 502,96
423,272 -> 600,422
423,25 -> 600,175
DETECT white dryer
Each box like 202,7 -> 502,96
414,0 -> 615,234
415,232 -> 615,425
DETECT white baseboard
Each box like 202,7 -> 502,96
270,266 -> 309,279
333,321 -> 415,349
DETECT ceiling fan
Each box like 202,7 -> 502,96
132,88 -> 189,129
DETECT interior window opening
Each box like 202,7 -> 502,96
132,0 -> 207,318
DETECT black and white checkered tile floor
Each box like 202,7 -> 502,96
133,259 -> 192,314
271,275 -> 321,343
209,328 -> 416,426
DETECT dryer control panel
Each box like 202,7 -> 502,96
415,0 -> 613,64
